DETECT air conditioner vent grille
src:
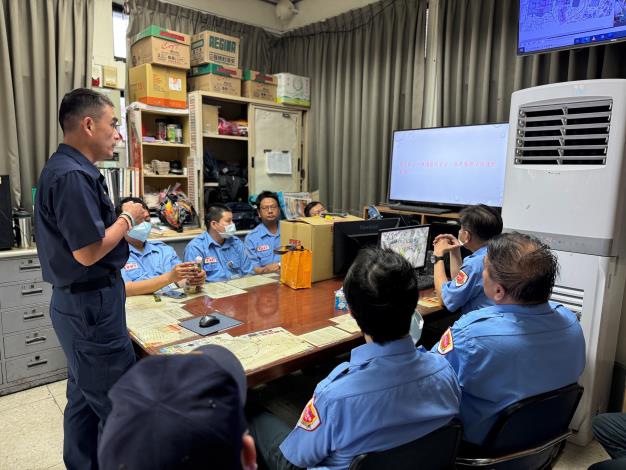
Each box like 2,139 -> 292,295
515,99 -> 612,165
551,285 -> 584,320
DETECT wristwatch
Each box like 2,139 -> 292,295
431,254 -> 445,265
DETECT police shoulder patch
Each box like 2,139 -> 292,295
455,270 -> 468,287
437,328 -> 454,355
297,397 -> 321,432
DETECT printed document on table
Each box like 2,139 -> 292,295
226,275 -> 278,290
126,309 -> 195,347
329,314 -> 361,334
299,326 -> 353,347
159,334 -> 234,354
204,282 -> 247,299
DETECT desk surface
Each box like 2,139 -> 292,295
127,278 -> 443,387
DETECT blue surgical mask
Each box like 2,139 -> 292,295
220,223 -> 237,239
128,221 -> 152,243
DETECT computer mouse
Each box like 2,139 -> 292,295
199,314 -> 220,328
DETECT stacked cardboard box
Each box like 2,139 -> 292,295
274,73 -> 311,107
188,30 -> 242,96
242,69 -> 277,101
128,26 -> 191,109
188,64 -> 242,97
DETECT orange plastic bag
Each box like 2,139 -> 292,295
280,246 -> 312,289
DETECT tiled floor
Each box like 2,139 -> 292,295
0,379 -> 613,469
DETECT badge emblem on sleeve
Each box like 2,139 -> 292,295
455,270 -> 468,287
297,397 -> 321,431
438,328 -> 454,354
124,262 -> 139,270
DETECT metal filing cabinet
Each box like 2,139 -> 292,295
0,250 -> 67,395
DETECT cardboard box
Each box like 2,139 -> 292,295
133,25 -> 191,45
243,69 -> 277,85
202,104 -> 219,134
274,73 -> 311,107
242,81 -> 277,101
188,64 -> 242,96
280,215 -> 363,283
128,64 -> 187,109
131,36 -> 190,70
191,30 -> 240,68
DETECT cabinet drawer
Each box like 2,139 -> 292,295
5,348 -> 66,383
4,327 -> 60,358
0,256 -> 42,284
0,281 -> 51,309
1,304 -> 51,334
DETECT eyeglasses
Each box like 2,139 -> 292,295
260,205 -> 279,212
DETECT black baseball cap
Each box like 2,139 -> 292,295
98,345 -> 247,470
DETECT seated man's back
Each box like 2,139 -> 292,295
433,232 -> 586,445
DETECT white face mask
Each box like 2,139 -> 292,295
127,221 -> 152,243
218,222 -> 237,239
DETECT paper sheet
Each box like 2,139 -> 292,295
126,308 -> 196,348
265,151 -> 292,175
262,272 -> 280,279
299,326 -> 353,347
167,328 -> 313,372
226,275 -> 279,290
329,314 -> 361,334
203,282 -> 247,299
159,334 -> 234,354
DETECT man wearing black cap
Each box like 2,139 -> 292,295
98,345 -> 258,470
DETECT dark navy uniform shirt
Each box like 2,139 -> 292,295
280,336 -> 461,470
432,301 -> 586,445
35,144 -> 129,286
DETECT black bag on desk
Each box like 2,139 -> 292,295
225,202 -> 258,230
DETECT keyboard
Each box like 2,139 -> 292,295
382,203 -> 451,215
417,274 -> 435,291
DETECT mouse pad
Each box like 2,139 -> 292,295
179,313 -> 242,336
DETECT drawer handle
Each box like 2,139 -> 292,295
27,359 -> 48,368
19,264 -> 41,272
25,336 -> 47,345
21,288 -> 44,296
23,312 -> 46,321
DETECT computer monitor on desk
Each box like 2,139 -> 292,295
378,225 -> 430,269
333,218 -> 400,275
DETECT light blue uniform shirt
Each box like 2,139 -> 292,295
432,301 -> 586,445
121,240 -> 180,288
244,222 -> 281,268
184,231 -> 253,282
441,246 -> 493,314
280,336 -> 461,470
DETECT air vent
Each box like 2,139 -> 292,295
515,99 -> 611,165
550,285 -> 584,320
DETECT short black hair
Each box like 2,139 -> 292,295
116,197 -> 149,217
205,204 -> 231,227
343,248 -> 418,344
304,201 -> 323,217
486,232 -> 559,304
58,88 -> 115,133
459,204 -> 503,241
255,191 -> 280,210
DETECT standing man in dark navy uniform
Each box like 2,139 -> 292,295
35,88 -> 146,470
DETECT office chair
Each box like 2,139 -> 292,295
349,419 -> 462,470
456,383 -> 584,470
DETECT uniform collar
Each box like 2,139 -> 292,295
128,240 -> 160,257
203,231 -> 235,248
497,302 -> 553,315
257,222 -> 279,238
350,336 -> 416,365
470,245 -> 488,257
57,143 -> 101,180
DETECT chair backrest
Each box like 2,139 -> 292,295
482,383 -> 583,455
349,419 -> 462,470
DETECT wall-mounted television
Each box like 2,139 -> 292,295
518,1 -> 626,55
388,123 -> 509,208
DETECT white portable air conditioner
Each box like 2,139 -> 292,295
502,79 -> 626,445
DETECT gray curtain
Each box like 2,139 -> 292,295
0,0 -> 94,209
127,0 -> 275,71
272,0 -> 427,214
424,0 -> 626,127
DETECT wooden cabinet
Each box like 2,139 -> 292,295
363,206 -> 461,225
188,91 -> 308,225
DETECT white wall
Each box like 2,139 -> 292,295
93,0 -> 125,89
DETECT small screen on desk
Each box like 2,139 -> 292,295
388,123 -> 509,207
379,225 -> 430,269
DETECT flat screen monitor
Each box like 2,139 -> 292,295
518,1 -> 626,55
378,225 -> 430,269
388,123 -> 509,207
333,218 -> 400,275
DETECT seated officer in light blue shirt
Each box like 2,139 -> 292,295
432,232 -> 586,445
244,191 -> 282,274
250,248 -> 461,470
432,204 -> 503,315
184,204 -> 254,282
117,197 -> 205,296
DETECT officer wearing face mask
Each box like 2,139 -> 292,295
116,198 -> 206,296
184,204 -> 254,282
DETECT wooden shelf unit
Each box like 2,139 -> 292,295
363,206 -> 461,225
